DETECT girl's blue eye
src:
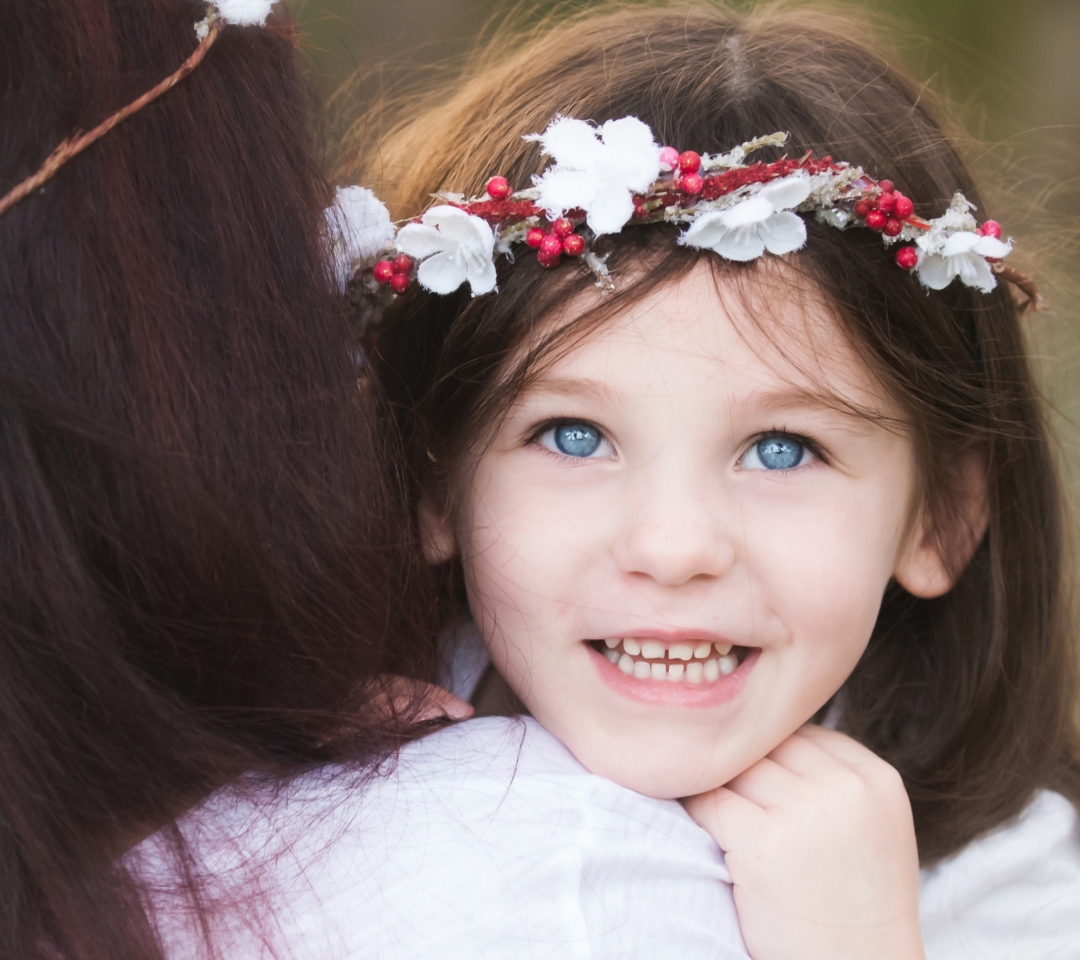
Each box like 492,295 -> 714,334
742,435 -> 812,471
538,422 -> 611,459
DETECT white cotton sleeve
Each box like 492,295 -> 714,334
919,790 -> 1080,960
136,716 -> 749,960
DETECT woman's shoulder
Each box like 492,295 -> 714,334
137,717 -> 748,959
919,790 -> 1080,959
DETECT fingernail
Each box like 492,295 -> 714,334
443,700 -> 475,720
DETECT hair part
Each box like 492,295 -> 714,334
354,0 -> 1080,864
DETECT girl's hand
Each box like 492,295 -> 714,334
682,724 -> 924,960
369,676 -> 475,723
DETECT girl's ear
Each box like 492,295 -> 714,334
418,491 -> 458,565
892,451 -> 989,598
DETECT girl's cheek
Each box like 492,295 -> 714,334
743,489 -> 902,648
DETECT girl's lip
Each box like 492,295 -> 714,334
587,642 -> 760,708
587,627 -> 744,646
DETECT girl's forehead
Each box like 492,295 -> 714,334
528,261 -> 897,418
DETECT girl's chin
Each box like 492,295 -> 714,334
563,738 -> 735,800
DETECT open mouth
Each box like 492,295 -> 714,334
588,637 -> 752,683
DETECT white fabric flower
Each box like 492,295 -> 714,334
324,186 -> 396,292
213,0 -> 276,25
529,116 -> 662,236
396,206 -> 497,297
915,231 -> 1011,293
678,175 -> 811,262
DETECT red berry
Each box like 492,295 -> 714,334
561,233 -> 585,256
678,150 -> 702,174
877,191 -> 897,214
538,234 -> 563,258
525,227 -> 546,249
979,220 -> 1002,239
659,146 -> 681,171
894,246 -> 919,270
681,173 -> 704,195
537,250 -> 561,269
883,217 -> 904,237
392,253 -> 413,275
372,260 -> 394,284
390,273 -> 410,293
878,179 -> 894,194
865,210 -> 888,231
551,217 -> 575,238
485,176 -> 511,200
854,199 -> 873,219
893,195 -> 914,219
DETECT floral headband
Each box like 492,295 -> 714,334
329,115 -> 1039,310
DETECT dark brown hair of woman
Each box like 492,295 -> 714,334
347,0 -> 1080,865
0,1 -> 439,958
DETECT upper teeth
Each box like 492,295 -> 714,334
600,638 -> 739,683
602,638 -> 732,658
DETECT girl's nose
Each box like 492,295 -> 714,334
611,473 -> 737,587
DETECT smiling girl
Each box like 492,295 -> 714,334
346,3 -> 1080,957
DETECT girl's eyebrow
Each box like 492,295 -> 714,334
518,377 -> 622,405
736,386 -> 889,426
742,386 -> 847,413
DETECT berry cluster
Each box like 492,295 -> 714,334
667,148 -> 705,195
372,252 -> 414,293
853,180 -> 915,238
493,175 -> 587,268
849,180 -> 921,271
524,217 -> 586,268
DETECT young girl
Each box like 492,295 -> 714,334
348,3 -> 1080,957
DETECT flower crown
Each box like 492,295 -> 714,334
330,115 -> 1038,310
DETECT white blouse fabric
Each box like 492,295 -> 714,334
137,716 -> 750,960
919,789 -> 1080,959
136,715 -> 1080,960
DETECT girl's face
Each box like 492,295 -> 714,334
427,262 -> 955,798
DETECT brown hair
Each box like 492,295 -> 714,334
1,1 -> 436,957
349,0 -> 1080,864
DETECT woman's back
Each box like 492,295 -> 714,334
0,2 -> 436,956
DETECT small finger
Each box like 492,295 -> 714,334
794,723 -> 878,767
725,756 -> 800,809
766,728 -> 841,775
415,686 -> 474,722
371,676 -> 475,723
681,785 -> 765,851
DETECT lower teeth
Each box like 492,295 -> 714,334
605,647 -> 738,682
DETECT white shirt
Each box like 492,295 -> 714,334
136,716 -> 1080,960
920,790 -> 1080,959
137,717 -> 749,959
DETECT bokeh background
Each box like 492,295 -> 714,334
294,0 -> 1080,490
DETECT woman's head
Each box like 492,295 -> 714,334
1,1 -> 435,956
357,1 -> 1079,860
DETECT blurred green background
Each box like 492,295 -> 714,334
294,0 -> 1080,487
